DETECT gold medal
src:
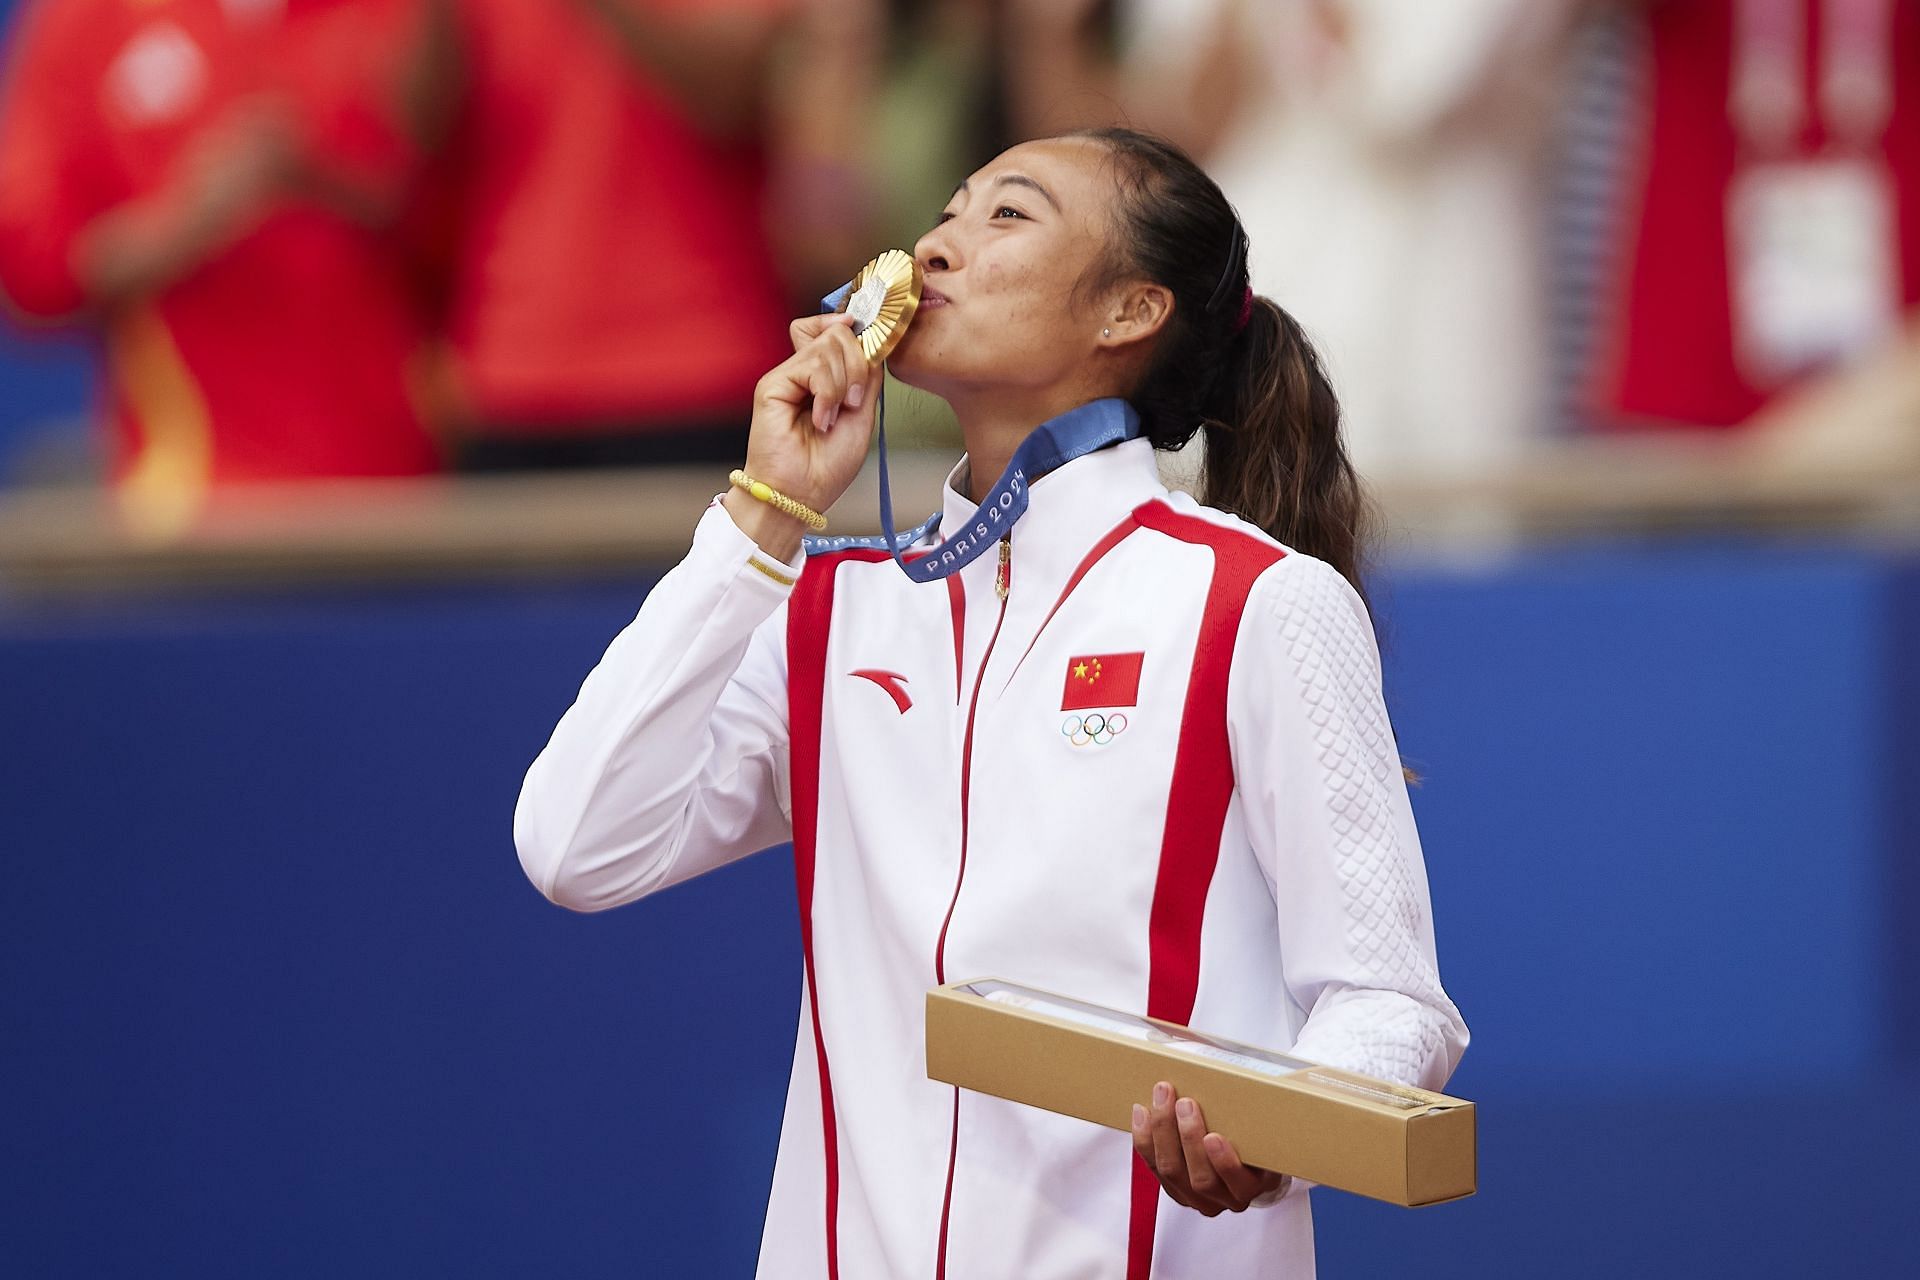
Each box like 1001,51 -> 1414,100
835,249 -> 922,363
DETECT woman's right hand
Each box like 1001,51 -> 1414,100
725,312 -> 885,557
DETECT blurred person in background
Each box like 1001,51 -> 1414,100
1004,0 -> 1582,490
402,0 -> 798,471
769,0 -> 1013,450
772,0 -> 1015,299
0,0 -> 442,536
1583,0 -> 1920,442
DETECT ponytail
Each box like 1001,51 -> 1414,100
1201,296 -> 1370,599
1071,126 -> 1373,600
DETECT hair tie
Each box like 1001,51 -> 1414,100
1234,286 -> 1254,334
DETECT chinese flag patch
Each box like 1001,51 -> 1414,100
1061,652 -> 1144,710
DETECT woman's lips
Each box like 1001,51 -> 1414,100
920,289 -> 950,309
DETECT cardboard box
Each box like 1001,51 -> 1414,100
924,979 -> 1475,1207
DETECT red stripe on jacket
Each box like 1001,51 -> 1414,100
1124,501 -> 1285,1278
787,548 -> 890,1280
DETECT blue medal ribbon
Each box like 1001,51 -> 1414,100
806,283 -> 1142,580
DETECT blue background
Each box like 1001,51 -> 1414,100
0,305 -> 93,486
4,544 -> 1916,1276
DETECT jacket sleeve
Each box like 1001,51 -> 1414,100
1228,553 -> 1469,1091
514,501 -> 801,912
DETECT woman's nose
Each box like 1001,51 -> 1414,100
914,224 -> 956,275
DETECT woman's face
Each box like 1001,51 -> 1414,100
889,138 -> 1118,398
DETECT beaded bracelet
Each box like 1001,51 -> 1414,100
728,469 -> 828,532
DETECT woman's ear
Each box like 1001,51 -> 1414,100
1102,282 -> 1173,346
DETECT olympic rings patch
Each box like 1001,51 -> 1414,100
1061,711 -> 1129,747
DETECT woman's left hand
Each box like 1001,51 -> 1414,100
1131,1081 -> 1289,1215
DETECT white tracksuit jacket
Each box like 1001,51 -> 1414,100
516,436 -> 1469,1279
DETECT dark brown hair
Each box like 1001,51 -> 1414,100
1071,127 -> 1372,601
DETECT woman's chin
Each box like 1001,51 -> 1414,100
886,329 -> 937,388
887,323 -> 985,398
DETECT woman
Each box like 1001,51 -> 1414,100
516,127 -> 1467,1278
0,0 -> 442,536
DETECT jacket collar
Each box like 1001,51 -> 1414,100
938,403 -> 1167,598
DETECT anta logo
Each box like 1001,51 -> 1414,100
850,669 -> 912,713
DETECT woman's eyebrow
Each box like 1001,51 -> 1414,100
994,174 -> 1062,213
948,175 -> 1062,214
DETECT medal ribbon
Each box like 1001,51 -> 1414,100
806,282 -> 1142,582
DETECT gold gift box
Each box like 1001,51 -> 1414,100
925,978 -> 1476,1207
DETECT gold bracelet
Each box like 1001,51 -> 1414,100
729,469 -> 828,532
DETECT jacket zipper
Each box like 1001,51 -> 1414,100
933,534 -> 1011,1277
936,533 -> 1010,984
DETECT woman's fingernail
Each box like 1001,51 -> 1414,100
847,381 -> 865,409
1176,1098 -> 1195,1121
1152,1083 -> 1170,1107
1131,1104 -> 1145,1129
1204,1134 -> 1227,1158
825,407 -> 838,431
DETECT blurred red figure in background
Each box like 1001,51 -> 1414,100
0,0 -> 442,534
1591,0 -> 1920,431
409,0 -> 797,470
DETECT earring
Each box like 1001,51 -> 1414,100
1102,327 -> 1111,338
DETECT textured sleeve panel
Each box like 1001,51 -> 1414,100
1230,553 -> 1469,1090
